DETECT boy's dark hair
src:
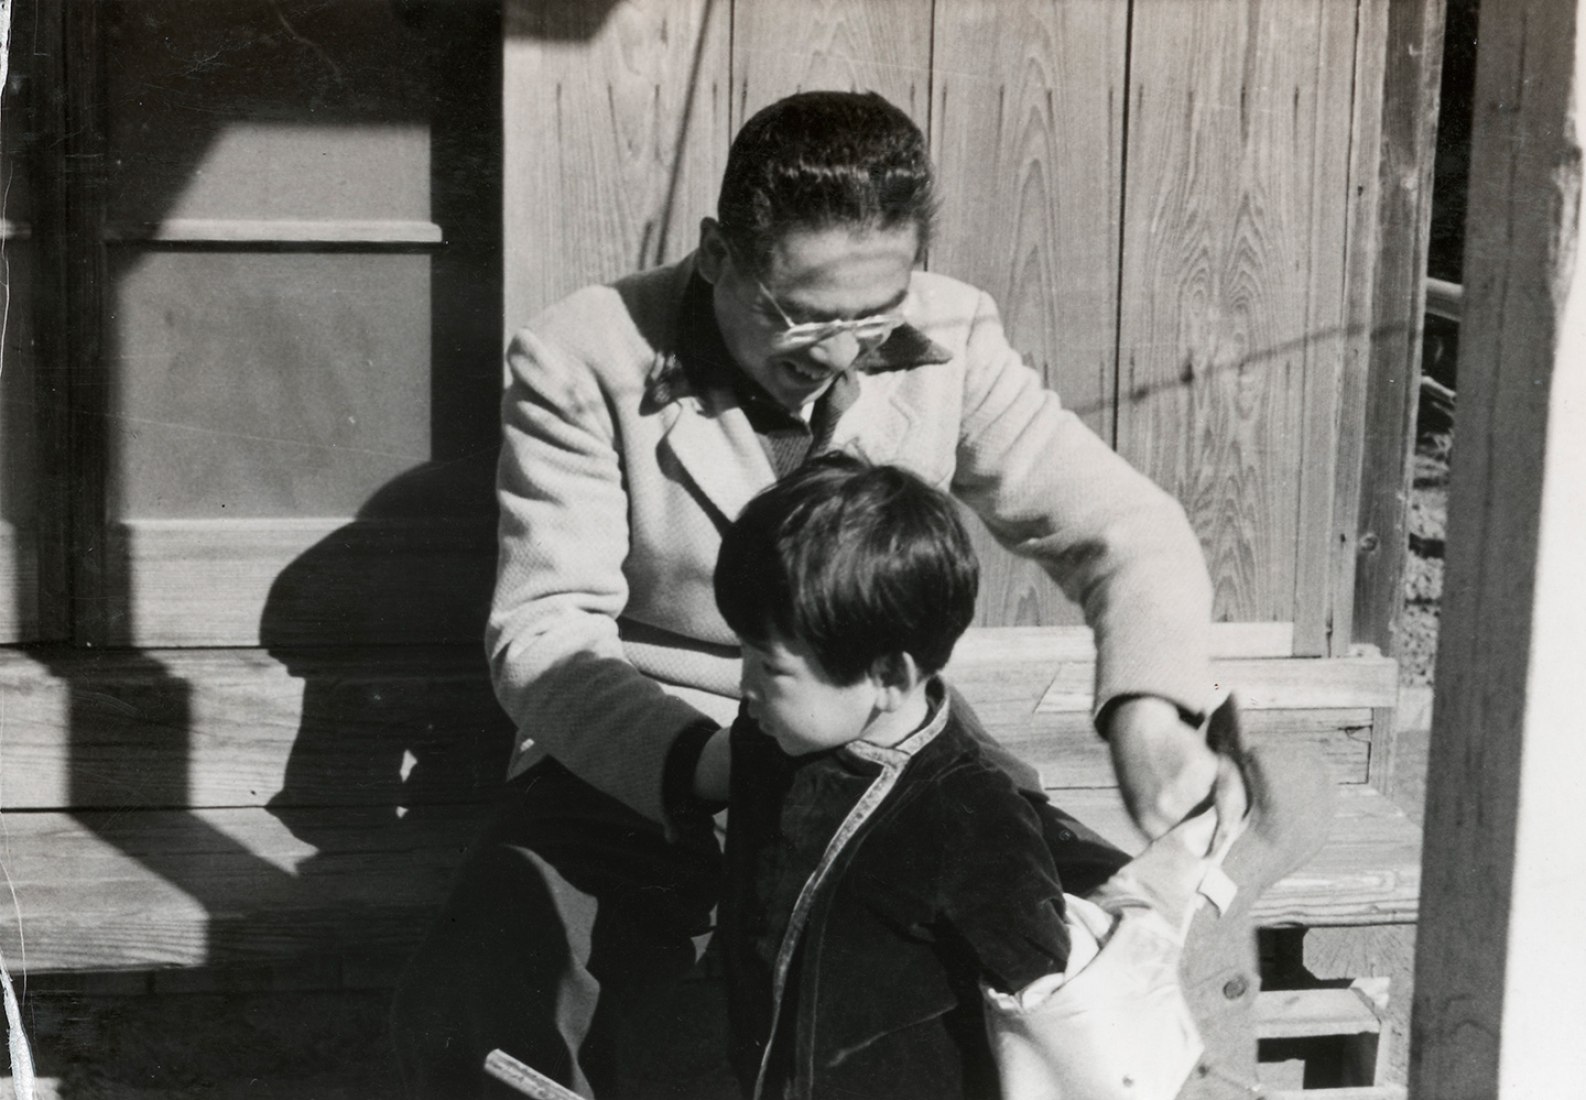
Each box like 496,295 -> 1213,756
717,91 -> 938,276
714,453 -> 978,684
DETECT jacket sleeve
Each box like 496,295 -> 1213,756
949,290 -> 1215,723
486,325 -> 716,822
936,768 -> 1072,994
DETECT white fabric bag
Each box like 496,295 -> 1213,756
983,769 -> 1244,1100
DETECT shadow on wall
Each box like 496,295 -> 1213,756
41,0 -> 628,992
262,450 -> 510,850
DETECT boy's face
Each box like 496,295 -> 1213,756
738,631 -> 881,755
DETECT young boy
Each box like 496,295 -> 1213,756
713,453 -> 1092,1100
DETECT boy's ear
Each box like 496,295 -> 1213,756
870,652 -> 924,710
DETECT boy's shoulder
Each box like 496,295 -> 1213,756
904,695 -> 1044,825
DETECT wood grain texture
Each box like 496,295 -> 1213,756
1255,986 -> 1383,1040
1411,1 -> 1586,1094
999,708 -> 1372,790
1291,0 -> 1368,656
66,0 -> 110,645
1327,0 -> 1391,658
0,523 -> 39,641
0,626 -> 1380,810
0,645 -> 511,811
1116,0 -> 1359,627
0,784 -> 1419,971
22,0 -> 70,642
0,237 -> 42,641
730,0 -> 932,132
1350,0 -> 1446,657
1030,654 -> 1398,712
101,219 -> 445,245
929,0 -> 1125,629
503,0 -> 728,329
0,804 -> 486,971
100,516 -> 496,647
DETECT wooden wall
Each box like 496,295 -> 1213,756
504,0 -> 1429,653
1,1 -> 1437,656
14,1 -> 504,648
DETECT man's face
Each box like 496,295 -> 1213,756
700,221 -> 920,411
738,631 -> 880,756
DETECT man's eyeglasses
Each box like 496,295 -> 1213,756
752,274 -> 906,354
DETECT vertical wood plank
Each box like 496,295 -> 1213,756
1326,0 -> 1391,657
730,0 -> 933,131
26,0 -> 71,641
1291,0 -> 1370,656
1409,1 -> 1586,1094
66,0 -> 110,645
929,0 -> 1125,627
1350,0 -> 1446,655
502,0 -> 729,330
1115,0 -> 1356,627
1,0 -> 44,641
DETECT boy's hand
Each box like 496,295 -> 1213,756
1106,696 -> 1220,838
691,725 -> 732,802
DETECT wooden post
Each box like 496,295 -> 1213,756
1410,0 -> 1586,1095
1349,0 -> 1446,658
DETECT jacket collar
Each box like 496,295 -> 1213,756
843,677 -> 951,769
640,257 -> 953,522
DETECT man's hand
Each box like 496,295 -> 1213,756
1106,696 -> 1220,839
692,725 -> 732,803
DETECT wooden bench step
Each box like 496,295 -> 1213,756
1256,987 -> 1382,1040
1058,786 -> 1420,927
0,804 -> 482,972
0,786 -> 1418,973
0,632 -> 1396,810
1266,1089 -> 1405,1100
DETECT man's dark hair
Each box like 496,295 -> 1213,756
714,453 -> 978,684
717,91 -> 938,276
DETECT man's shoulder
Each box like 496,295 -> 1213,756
507,256 -> 694,376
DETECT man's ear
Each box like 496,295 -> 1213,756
870,652 -> 924,712
697,217 -> 727,284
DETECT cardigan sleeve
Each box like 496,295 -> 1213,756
948,289 -> 1214,724
486,320 -> 717,822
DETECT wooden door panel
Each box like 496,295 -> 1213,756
1115,0 -> 1357,628
930,0 -> 1127,627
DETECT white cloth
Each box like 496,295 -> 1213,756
982,803 -> 1246,1100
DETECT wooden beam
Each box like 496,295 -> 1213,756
0,787 -> 1417,972
29,0 -> 71,642
100,516 -> 496,646
1409,0 -> 1586,1094
64,0 -> 109,645
0,626 -> 1385,811
1423,277 -> 1463,323
1350,0 -> 1447,655
101,219 -> 445,245
1326,0 -> 1390,658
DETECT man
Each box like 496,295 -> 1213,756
394,90 -> 1240,1098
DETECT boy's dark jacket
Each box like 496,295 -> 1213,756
721,683 -> 1121,1100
